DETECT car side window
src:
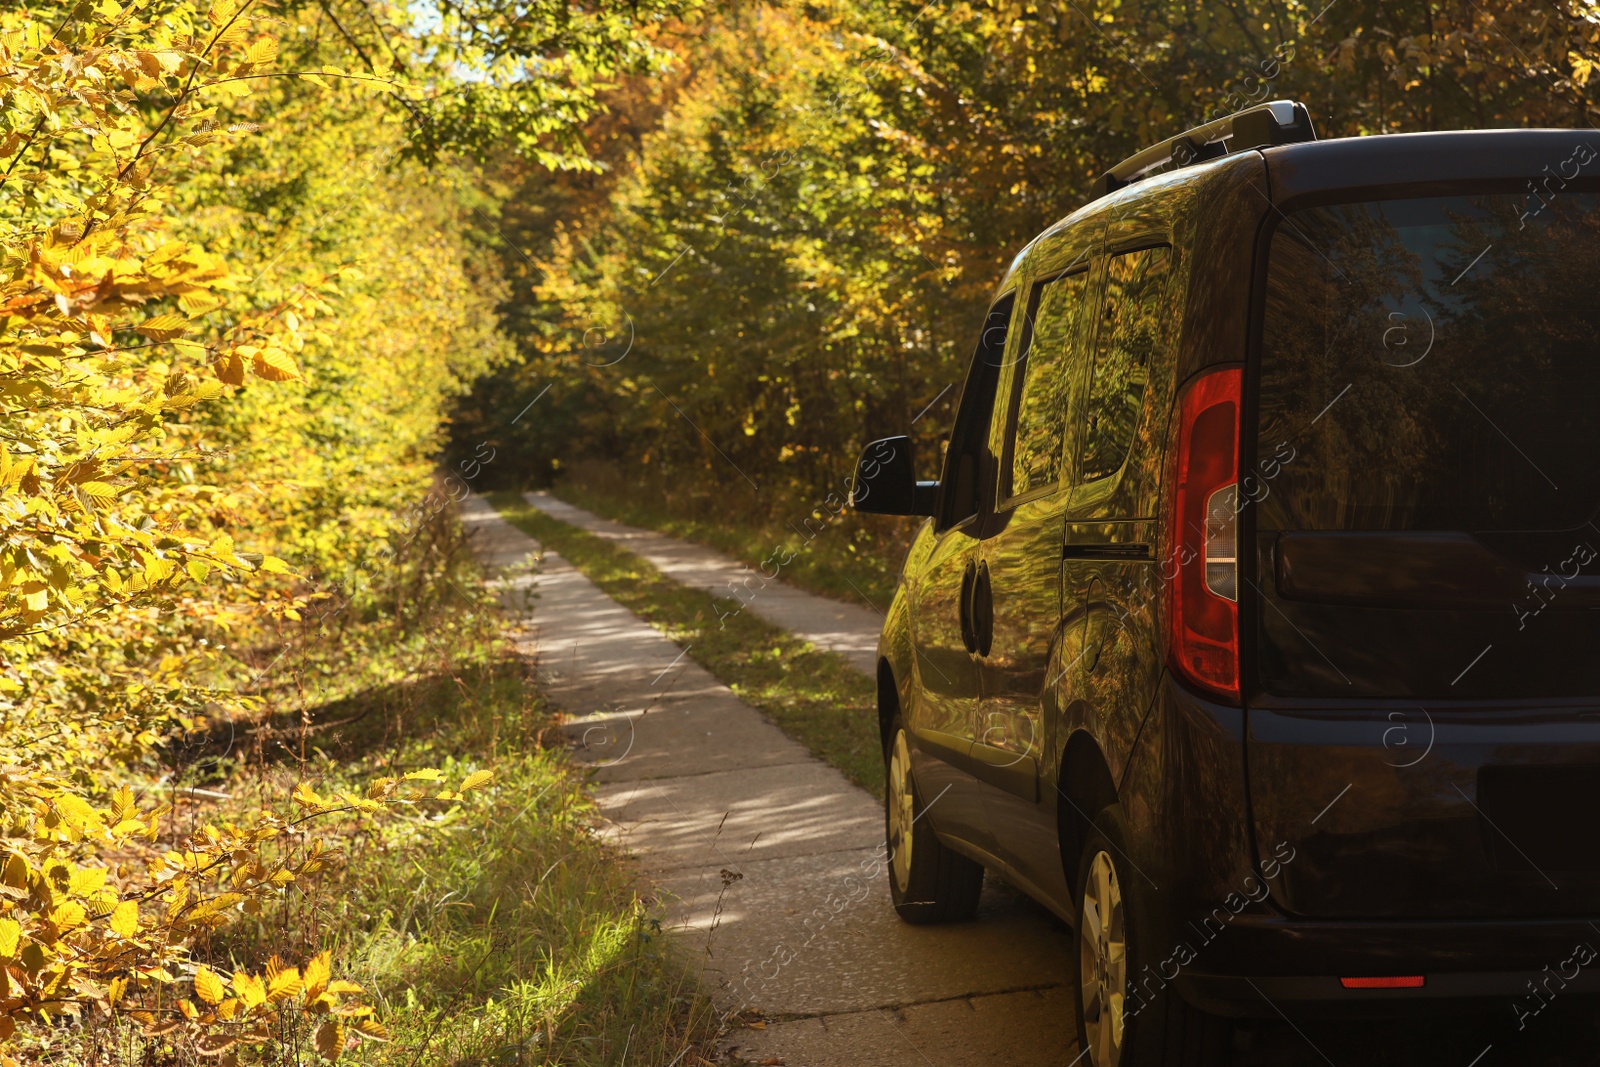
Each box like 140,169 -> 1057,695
1004,270 -> 1093,501
1079,246 -> 1172,484
937,293 -> 1015,529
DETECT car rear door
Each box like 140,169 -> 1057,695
1058,240 -> 1184,802
1246,186 -> 1600,918
972,247 -> 1099,898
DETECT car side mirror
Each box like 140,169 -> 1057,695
850,436 -> 938,517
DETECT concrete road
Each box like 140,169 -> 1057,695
522,492 -> 883,676
462,495 -> 1078,1066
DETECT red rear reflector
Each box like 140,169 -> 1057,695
1340,976 -> 1426,989
1165,367 -> 1242,700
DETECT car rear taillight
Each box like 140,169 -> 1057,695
1167,367 -> 1242,701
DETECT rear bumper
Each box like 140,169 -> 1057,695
1168,913 -> 1600,1017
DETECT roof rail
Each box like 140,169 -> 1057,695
1091,100 -> 1316,200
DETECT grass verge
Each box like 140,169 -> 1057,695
488,491 -> 886,799
139,520 -> 719,1067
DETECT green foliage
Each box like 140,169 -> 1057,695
282,0 -> 706,168
0,0 -> 699,1060
452,0 -> 1600,546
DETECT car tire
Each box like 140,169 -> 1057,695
885,722 -> 984,924
1074,806 -> 1229,1067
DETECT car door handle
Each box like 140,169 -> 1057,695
959,561 -> 979,654
958,559 -> 993,656
1063,542 -> 1153,560
972,560 -> 993,657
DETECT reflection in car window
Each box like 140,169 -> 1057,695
939,293 -> 1015,528
1009,271 -> 1091,498
1081,247 -> 1171,483
1258,193 -> 1600,532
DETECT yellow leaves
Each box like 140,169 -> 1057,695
109,900 -> 140,938
141,553 -> 177,584
352,1017 -> 390,1042
266,964 -> 305,1002
460,769 -> 494,792
214,349 -> 246,385
136,314 -> 189,341
232,970 -> 267,1009
0,451 -> 36,494
51,793 -> 106,837
302,951 -> 331,1001
110,786 -> 136,825
250,346 -> 300,381
316,1019 -> 345,1061
210,344 -> 301,384
50,901 -> 88,934
3,854 -> 27,893
69,866 -> 109,896
0,2 -> 472,1056
245,37 -> 278,65
1572,51 -> 1595,86
194,965 -> 226,1005
179,291 -> 224,317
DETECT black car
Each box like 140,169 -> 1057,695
852,101 -> 1600,1066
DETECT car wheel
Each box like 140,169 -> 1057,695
1074,807 -> 1229,1067
885,723 -> 983,924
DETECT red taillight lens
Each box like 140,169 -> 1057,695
1340,976 -> 1426,989
1167,367 -> 1242,701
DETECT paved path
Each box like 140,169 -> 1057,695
460,495 -> 1077,1067
522,492 -> 884,675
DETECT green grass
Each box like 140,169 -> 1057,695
547,463 -> 917,608
185,537 -> 719,1067
489,491 -> 886,800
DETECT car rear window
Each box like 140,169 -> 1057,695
1257,192 -> 1600,532
1253,190 -> 1600,699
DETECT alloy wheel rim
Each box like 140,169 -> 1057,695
1079,850 -> 1127,1067
888,730 -> 915,888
